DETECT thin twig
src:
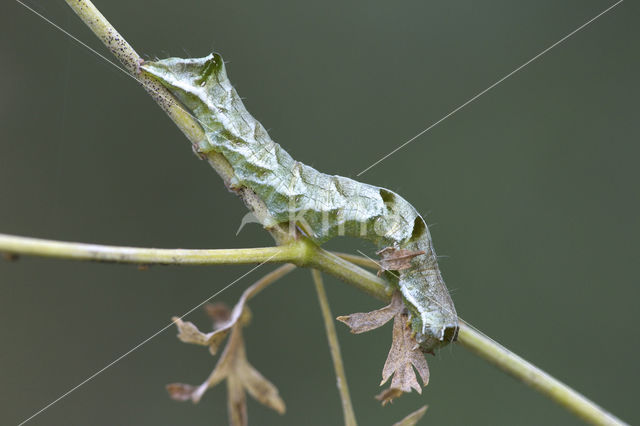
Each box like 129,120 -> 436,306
312,251 -> 628,425
457,322 -> 626,426
44,2 -> 629,425
245,263 -> 297,301
312,270 -> 358,426
333,252 -> 378,270
0,233 -> 305,266
63,0 -> 290,243
5,227 -> 622,424
309,247 -> 391,301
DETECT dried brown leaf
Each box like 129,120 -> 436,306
337,291 -> 404,334
381,313 -> 430,394
227,376 -> 248,426
204,302 -> 232,325
169,323 -> 285,424
166,383 -> 198,402
237,358 -> 286,414
376,247 -> 425,275
393,405 -> 429,426
375,387 -> 404,406
172,278 -> 260,355
171,316 -> 215,346
168,267 -> 293,425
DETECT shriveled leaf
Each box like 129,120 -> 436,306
237,359 -> 286,414
205,302 -> 232,326
393,405 -> 429,426
337,291 -> 403,334
172,278 -> 260,355
171,323 -> 285,424
375,387 -> 404,406
166,381 -> 209,404
227,376 -> 248,426
166,383 -> 198,402
381,313 -> 430,394
377,247 -> 425,275
172,317 -> 215,346
172,317 -> 212,344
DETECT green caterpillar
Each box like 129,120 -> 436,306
142,54 -> 458,352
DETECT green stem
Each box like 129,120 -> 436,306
312,270 -> 358,426
63,0 -> 290,243
305,246 -> 628,426
53,2 -> 629,425
0,233 -> 305,266
308,245 -> 391,302
245,263 -> 297,300
457,322 -> 625,426
332,252 -> 378,270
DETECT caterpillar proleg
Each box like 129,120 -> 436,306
142,54 -> 458,352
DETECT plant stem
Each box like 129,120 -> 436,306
53,2 -> 629,425
333,252 -> 378,270
305,248 -> 628,426
312,270 -> 358,426
63,0 -> 290,243
2,231 -> 628,425
0,233 -> 305,266
308,246 -> 391,302
457,322 -> 625,426
244,263 -> 297,301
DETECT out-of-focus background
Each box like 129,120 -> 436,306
1,1 -> 637,425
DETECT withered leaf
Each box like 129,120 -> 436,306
166,383 -> 199,402
171,316 -> 215,347
375,387 -> 405,406
205,325 -> 285,411
337,291 -> 404,334
393,405 -> 429,426
205,302 -> 232,325
376,247 -> 425,276
168,266 -> 293,425
381,313 -> 430,394
167,323 -> 285,425
338,291 -> 430,403
172,277 -> 261,355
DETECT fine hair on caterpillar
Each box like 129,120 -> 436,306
141,53 -> 458,352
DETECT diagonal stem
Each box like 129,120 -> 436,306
312,270 -> 358,426
457,321 -> 625,426
311,249 -> 628,426
42,2 -> 629,425
63,0 -> 290,243
332,252 -> 378,270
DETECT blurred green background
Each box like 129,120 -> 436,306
1,1 -> 637,425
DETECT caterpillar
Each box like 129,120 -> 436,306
141,54 -> 458,352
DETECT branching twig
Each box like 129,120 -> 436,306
312,270 -> 358,426
1,230 -> 627,425
7,1 -> 623,425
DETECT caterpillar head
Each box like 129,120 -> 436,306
412,317 -> 459,353
405,299 -> 459,352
